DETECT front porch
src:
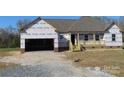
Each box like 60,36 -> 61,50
69,33 -> 105,51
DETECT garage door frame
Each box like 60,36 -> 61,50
25,38 -> 54,51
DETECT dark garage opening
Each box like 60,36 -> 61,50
25,39 -> 54,51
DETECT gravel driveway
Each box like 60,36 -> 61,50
0,51 -> 113,77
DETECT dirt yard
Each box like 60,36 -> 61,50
65,49 -> 124,76
0,50 -> 113,77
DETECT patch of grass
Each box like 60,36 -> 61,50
0,48 -> 20,57
0,48 -> 19,52
65,49 -> 124,76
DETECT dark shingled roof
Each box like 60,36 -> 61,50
20,16 -> 123,33
45,19 -> 77,32
120,28 -> 124,32
118,24 -> 124,32
70,17 -> 111,32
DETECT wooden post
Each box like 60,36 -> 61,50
93,33 -> 96,45
77,33 -> 80,50
69,33 -> 73,51
93,33 -> 96,41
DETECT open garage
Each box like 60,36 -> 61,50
25,39 -> 54,51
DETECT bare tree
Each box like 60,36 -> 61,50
16,19 -> 31,30
119,16 -> 124,28
0,26 -> 19,48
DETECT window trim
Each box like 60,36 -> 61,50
112,34 -> 116,41
59,35 -> 64,40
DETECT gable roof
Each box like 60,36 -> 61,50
105,21 -> 124,32
20,17 -> 76,32
105,22 -> 117,31
20,17 -> 42,31
20,16 -> 122,33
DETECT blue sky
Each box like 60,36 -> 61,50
0,16 -> 120,28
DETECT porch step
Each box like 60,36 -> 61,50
73,45 -> 80,51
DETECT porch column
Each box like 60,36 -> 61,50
93,33 -> 96,45
77,33 -> 80,50
77,33 -> 80,45
69,33 -> 73,51
93,33 -> 96,41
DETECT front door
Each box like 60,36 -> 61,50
71,34 -> 75,45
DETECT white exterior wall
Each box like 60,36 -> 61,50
20,20 -> 58,49
103,25 -> 123,46
58,33 -> 70,47
20,20 -> 123,51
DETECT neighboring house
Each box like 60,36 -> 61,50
20,16 -> 124,52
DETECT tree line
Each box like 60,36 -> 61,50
0,17 -> 124,48
0,19 -> 30,48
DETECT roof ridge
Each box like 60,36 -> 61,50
20,17 -> 42,31
44,19 -> 78,21
105,21 -> 118,31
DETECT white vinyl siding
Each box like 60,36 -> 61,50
103,25 -> 123,46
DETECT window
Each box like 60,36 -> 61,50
84,34 -> 88,41
88,34 -> 93,40
112,34 -> 116,41
99,34 -> 104,40
79,34 -> 84,40
60,35 -> 64,39
95,34 -> 99,41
